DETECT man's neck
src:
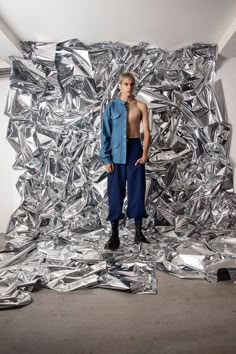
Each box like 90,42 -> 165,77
120,94 -> 135,103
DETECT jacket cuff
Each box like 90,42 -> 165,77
102,157 -> 113,165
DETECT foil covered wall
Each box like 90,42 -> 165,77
1,39 -> 236,309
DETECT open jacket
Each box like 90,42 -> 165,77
100,97 -> 128,165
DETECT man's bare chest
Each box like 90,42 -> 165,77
126,104 -> 142,124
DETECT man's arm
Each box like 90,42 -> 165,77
100,103 -> 113,165
135,102 -> 150,165
141,102 -> 151,160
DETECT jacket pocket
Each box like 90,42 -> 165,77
111,112 -> 121,119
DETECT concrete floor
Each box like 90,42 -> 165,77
1,238 -> 236,354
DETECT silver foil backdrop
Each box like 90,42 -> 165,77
1,39 -> 236,309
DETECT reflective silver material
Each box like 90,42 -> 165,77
1,39 -> 236,309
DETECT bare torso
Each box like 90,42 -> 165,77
126,98 -> 143,138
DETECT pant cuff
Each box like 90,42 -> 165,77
127,213 -> 149,219
106,213 -> 126,222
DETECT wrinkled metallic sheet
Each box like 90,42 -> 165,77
1,39 -> 236,309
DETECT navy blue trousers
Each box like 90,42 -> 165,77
106,138 -> 148,224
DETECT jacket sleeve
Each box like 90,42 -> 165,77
100,102 -> 113,165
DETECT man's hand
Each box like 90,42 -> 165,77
135,153 -> 148,166
105,163 -> 114,173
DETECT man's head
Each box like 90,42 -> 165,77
118,72 -> 135,96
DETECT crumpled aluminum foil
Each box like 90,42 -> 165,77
1,39 -> 236,309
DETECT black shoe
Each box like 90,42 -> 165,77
104,223 -> 120,251
134,224 -> 150,244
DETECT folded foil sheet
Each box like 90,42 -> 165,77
1,39 -> 236,309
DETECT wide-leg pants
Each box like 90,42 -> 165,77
106,137 -> 148,222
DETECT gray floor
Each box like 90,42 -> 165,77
1,235 -> 236,354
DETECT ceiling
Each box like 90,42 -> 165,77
0,0 -> 236,66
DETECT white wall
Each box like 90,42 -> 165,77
215,57 -> 236,192
1,0 -> 236,50
0,77 -> 20,233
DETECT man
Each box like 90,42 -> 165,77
100,72 -> 150,251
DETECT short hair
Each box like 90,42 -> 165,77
119,72 -> 135,84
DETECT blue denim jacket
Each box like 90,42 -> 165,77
100,97 -> 128,165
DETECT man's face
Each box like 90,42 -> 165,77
120,78 -> 135,96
